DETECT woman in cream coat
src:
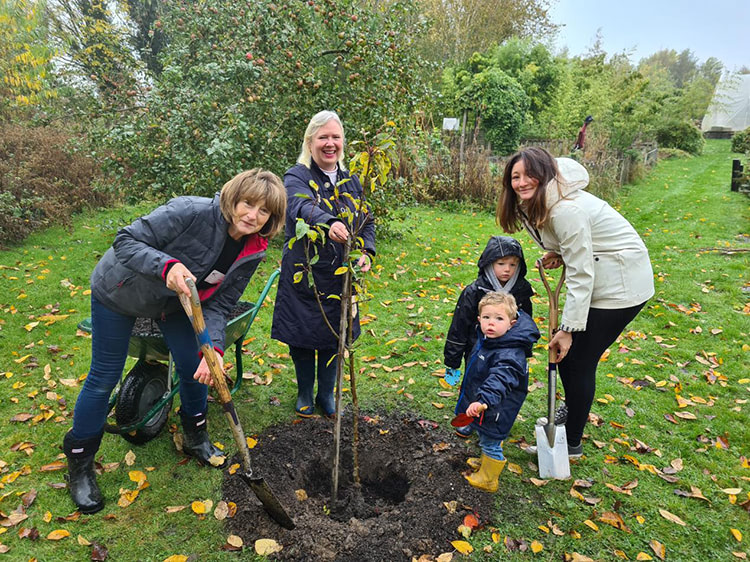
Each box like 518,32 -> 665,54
497,147 -> 654,456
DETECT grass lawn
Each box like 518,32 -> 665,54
0,139 -> 747,560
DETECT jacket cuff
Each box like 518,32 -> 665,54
559,323 -> 585,333
198,346 -> 225,359
162,259 -> 180,280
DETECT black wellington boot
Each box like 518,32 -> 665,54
63,431 -> 104,514
180,410 -> 227,468
315,360 -> 337,419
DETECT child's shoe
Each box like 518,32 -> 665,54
464,454 -> 506,492
455,425 -> 473,438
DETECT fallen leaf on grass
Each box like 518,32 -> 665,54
165,505 -> 187,513
462,514 -> 479,530
214,501 -> 229,520
599,511 -> 631,532
46,529 -> 70,540
77,535 -> 90,546
635,553 -> 653,560
530,540 -> 543,553
583,519 -> 599,531
163,556 -> 188,562
658,508 -> 686,526
564,553 -> 596,561
191,500 -> 212,514
730,528 -> 742,542
650,539 -> 666,560
451,540 -> 473,555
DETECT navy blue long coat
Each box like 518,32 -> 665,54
455,311 -> 540,441
271,162 -> 376,349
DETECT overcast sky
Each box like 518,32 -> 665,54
549,0 -> 749,72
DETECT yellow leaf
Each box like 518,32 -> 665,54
24,322 -> 39,331
491,532 -> 501,543
246,437 -> 258,449
163,556 -> 188,562
334,266 -> 348,275
506,462 -> 522,475
730,528 -> 742,542
191,500 -> 206,514
255,538 -> 282,555
530,540 -> 543,553
295,489 -> 308,501
722,488 -> 742,495
129,470 -> 147,485
77,535 -> 91,546
46,529 -> 70,540
583,519 -> 599,532
438,378 -> 453,390
650,539 -> 666,560
431,402 -> 445,409
636,553 -> 653,560
451,540 -> 473,555
658,508 -> 686,526
124,450 -> 136,466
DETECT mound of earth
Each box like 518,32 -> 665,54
222,411 -> 500,561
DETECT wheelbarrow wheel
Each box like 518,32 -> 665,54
115,360 -> 172,445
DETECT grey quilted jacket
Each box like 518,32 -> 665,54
90,193 -> 266,352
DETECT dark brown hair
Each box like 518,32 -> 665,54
496,147 -> 559,233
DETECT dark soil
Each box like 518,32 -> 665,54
222,411 -> 499,561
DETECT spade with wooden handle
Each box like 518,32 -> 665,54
178,278 -> 295,529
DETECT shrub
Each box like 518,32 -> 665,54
654,120 -> 704,155
731,127 -> 750,153
0,124 -> 110,246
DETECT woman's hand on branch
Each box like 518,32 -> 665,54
357,253 -> 371,272
541,251 -> 563,269
166,263 -> 197,296
329,221 -> 349,244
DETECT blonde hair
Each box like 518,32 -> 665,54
297,110 -> 347,170
219,169 -> 286,238
478,291 -> 518,320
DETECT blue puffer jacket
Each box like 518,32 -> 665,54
90,194 -> 267,352
455,311 -> 540,440
271,162 -> 375,349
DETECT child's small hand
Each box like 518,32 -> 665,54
466,402 -> 487,417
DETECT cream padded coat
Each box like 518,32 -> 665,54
522,158 -> 654,332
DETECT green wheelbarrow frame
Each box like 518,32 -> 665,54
76,269 -> 280,443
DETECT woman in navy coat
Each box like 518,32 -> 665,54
271,111 -> 376,418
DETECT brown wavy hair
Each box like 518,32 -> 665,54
496,147 -> 559,233
219,169 -> 287,238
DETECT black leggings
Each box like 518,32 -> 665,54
559,302 -> 647,446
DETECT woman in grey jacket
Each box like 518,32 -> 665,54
497,147 -> 654,457
63,169 -> 286,514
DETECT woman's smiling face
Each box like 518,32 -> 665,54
510,159 -> 540,201
310,119 -> 343,172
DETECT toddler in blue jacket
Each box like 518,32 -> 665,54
455,291 -> 540,492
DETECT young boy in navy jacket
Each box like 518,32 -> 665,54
455,292 -> 540,492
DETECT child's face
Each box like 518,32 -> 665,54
478,304 -> 516,339
492,256 -> 520,284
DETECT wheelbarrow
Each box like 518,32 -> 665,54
76,269 -> 280,445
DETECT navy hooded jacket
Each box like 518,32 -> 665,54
455,310 -> 540,441
444,236 -> 534,369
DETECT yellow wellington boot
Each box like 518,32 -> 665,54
464,454 -> 506,493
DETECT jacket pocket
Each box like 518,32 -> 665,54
592,252 -> 627,302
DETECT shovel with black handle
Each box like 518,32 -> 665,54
178,278 -> 295,529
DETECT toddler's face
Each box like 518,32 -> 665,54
478,304 -> 516,339
492,256 -> 520,283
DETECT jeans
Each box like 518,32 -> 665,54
478,433 -> 505,461
71,296 -> 207,439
